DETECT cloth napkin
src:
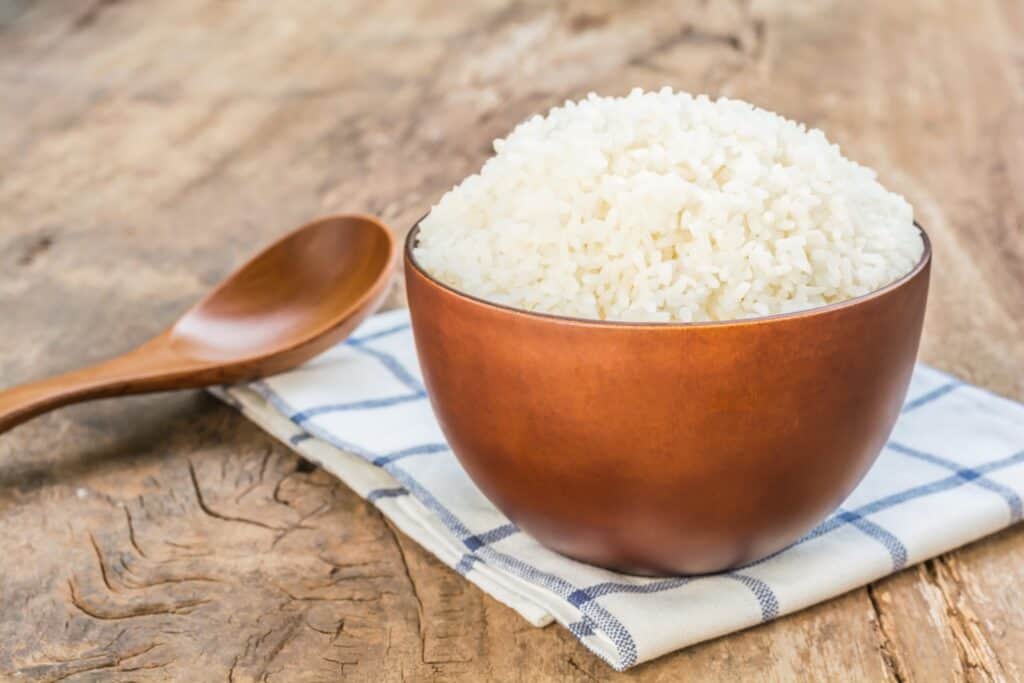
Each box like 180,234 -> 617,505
212,308 -> 1024,671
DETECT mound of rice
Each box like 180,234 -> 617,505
413,88 -> 924,323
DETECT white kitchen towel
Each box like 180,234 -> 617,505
212,308 -> 1024,671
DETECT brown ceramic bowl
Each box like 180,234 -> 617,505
404,223 -> 931,575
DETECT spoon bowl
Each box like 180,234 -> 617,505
0,214 -> 397,433
169,214 -> 395,367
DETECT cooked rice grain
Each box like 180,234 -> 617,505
414,88 -> 924,323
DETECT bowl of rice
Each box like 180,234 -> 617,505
405,88 -> 931,575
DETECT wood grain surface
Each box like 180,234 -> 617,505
1,1 -> 1022,680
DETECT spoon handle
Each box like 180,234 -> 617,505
0,341 -> 195,434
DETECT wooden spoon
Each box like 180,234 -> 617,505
0,214 -> 397,434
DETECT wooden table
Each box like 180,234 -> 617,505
2,1 -> 1022,680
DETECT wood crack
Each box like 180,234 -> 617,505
269,501 -> 328,548
89,532 -> 117,594
567,655 -> 598,681
382,518 -> 425,661
922,557 -> 1007,681
187,461 -> 281,531
232,449 -> 273,504
628,25 -> 740,70
256,614 -> 303,680
271,471 -> 295,508
866,584 -> 906,683
269,581 -> 387,603
68,578 -> 209,620
122,504 -> 148,559
628,1 -> 766,81
33,642 -> 163,682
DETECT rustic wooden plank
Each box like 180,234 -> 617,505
1,0 -> 1022,680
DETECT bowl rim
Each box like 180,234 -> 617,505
404,218 -> 932,329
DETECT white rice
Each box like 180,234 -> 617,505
413,88 -> 924,323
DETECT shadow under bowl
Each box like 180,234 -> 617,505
404,223 -> 931,575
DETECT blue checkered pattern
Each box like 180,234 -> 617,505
214,309 -> 1024,671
